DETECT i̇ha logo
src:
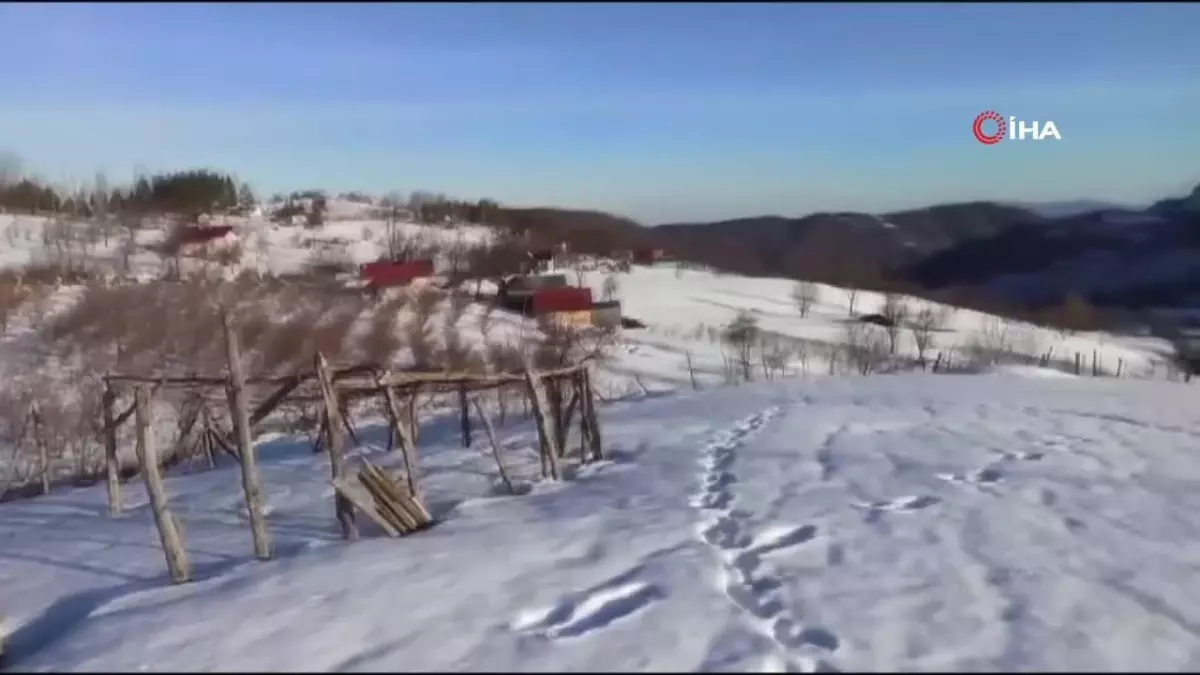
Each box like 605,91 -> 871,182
973,110 -> 1061,145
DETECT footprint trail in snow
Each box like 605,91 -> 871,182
690,406 -> 842,672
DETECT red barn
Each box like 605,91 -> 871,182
530,286 -> 593,315
361,259 -> 435,290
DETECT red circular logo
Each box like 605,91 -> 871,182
973,111 -> 1006,145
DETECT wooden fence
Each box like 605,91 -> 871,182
97,313 -> 604,584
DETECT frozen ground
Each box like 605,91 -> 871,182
5,371 -> 1200,672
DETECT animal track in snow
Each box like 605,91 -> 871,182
937,465 -> 1004,487
691,409 -> 779,516
752,524 -> 820,557
511,578 -> 664,639
854,494 -> 941,513
688,406 -> 841,666
814,425 -> 846,482
939,445 -> 1045,488
700,515 -> 753,550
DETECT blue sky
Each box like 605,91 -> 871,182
1,2 -> 1197,223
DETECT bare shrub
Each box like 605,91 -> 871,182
0,388 -> 35,490
406,287 -> 444,369
306,307 -> 360,364
758,338 -> 793,379
530,312 -> 618,371
443,323 -> 482,373
39,217 -> 90,277
486,340 -> 525,374
879,293 -> 909,355
909,306 -> 949,366
256,308 -> 321,375
45,281 -> 164,371
0,275 -> 33,333
722,311 -> 761,383
304,245 -> 355,278
601,273 -> 621,301
359,294 -> 407,367
385,228 -> 440,263
533,316 -> 583,369
842,321 -> 889,375
963,317 -> 1013,368
791,281 -> 819,317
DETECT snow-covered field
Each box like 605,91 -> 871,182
5,372 -> 1200,671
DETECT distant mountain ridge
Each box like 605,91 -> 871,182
641,184 -> 1200,312
493,184 -> 1199,312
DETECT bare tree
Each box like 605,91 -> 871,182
601,273 -> 621,301
407,287 -> 444,369
791,281 -> 819,317
909,306 -> 948,366
846,286 -> 860,316
964,316 -> 1013,368
842,321 -> 889,375
723,311 -> 760,383
757,337 -> 793,380
0,275 -> 31,334
878,293 -> 909,355
360,295 -> 407,367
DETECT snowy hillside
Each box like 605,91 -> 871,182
5,373 -> 1200,671
0,200 -> 1184,487
566,264 -> 1171,386
1,199 -> 1197,671
0,200 -> 1175,394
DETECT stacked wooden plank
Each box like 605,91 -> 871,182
332,459 -> 432,537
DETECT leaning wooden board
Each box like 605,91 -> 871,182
331,463 -> 433,537
361,461 -> 432,524
331,475 -> 401,537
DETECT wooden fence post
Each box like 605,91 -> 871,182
686,351 -> 698,390
223,313 -> 273,560
315,352 -> 358,540
581,367 -> 603,462
559,378 -> 581,458
471,397 -> 514,494
406,389 -> 421,445
134,385 -> 190,584
30,403 -> 49,495
102,380 -> 122,516
548,378 -> 568,458
376,375 -> 420,498
458,383 -> 471,448
524,367 -> 561,480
